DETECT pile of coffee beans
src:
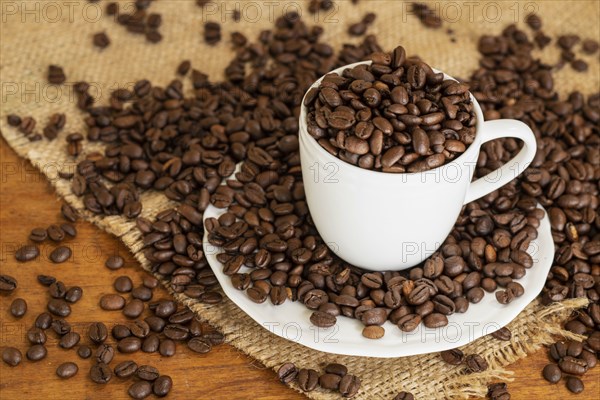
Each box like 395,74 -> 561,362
277,361 -> 361,397
304,45 -> 477,172
541,338 -> 598,394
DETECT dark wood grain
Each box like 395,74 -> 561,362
1,138 -> 597,399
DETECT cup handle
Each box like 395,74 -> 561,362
464,119 -> 537,204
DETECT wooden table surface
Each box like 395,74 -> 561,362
1,138 -> 598,399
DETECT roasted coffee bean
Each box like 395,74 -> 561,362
423,313 -> 448,328
0,278 -> 17,296
153,300 -> 177,318
118,336 -> 142,353
490,327 -> 512,341
35,312 -> 52,330
10,298 -> 27,318
90,362 -> 112,384
397,314 -> 421,332
132,286 -> 153,301
26,344 -> 47,361
142,334 -> 160,353
566,376 -> 584,394
93,32 -> 110,48
65,286 -> 83,303
96,344 -> 115,364
542,364 -> 561,383
187,337 -> 211,353
29,228 -> 47,242
56,362 -> 78,379
136,365 -> 160,381
123,299 -> 145,318
297,368 -> 319,392
49,246 -> 71,263
114,276 -> 133,292
465,354 -> 488,372
47,298 -> 71,316
47,224 -> 65,241
49,281 -> 67,298
115,360 -> 138,378
319,373 -> 342,390
15,245 -> 39,262
27,327 -> 46,345
2,347 -> 22,366
77,345 -> 92,359
362,325 -> 385,339
51,319 -> 71,335
339,374 -> 361,397
59,332 -> 81,349
37,274 -> 56,286
129,381 -> 152,399
105,255 -> 124,270
159,339 -> 176,357
393,392 -> 415,400
310,311 -> 336,328
277,362 -> 297,383
100,294 -> 126,310
153,375 -> 173,397
89,322 -> 108,344
558,356 -> 588,375
164,324 -> 189,341
441,349 -> 464,365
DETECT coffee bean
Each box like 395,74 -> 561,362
114,276 -> 133,292
142,334 -> 160,353
78,345 -> 92,359
90,362 -> 112,384
188,337 -> 211,353
0,275 -> 17,295
15,245 -> 39,261
10,298 -> 27,318
542,364 -> 561,383
394,392 -> 415,400
441,349 -> 464,365
65,286 -> 83,303
50,246 -> 71,263
48,65 -> 66,84
153,375 -> 173,397
56,362 -> 78,379
310,311 -> 336,328
129,381 -> 152,399
26,344 -> 47,361
423,313 -> 448,328
59,332 -> 81,349
277,362 -> 297,383
29,228 -> 47,242
93,32 -> 110,48
339,374 -> 361,397
362,325 -> 385,339
319,373 -> 342,390
123,299 -> 145,318
2,347 -> 22,366
34,312 -> 52,330
37,275 -> 56,286
159,339 -> 176,357
89,322 -> 108,344
566,377 -> 584,394
490,327 -> 512,341
105,255 -> 124,270
143,276 -> 159,289
100,293 -> 126,310
297,368 -> 319,391
465,354 -> 488,372
51,319 -> 71,335
47,298 -> 71,316
136,365 -> 160,381
558,356 -> 588,375
115,360 -> 138,378
132,285 -> 153,301
49,281 -> 66,298
153,300 -> 177,318
118,336 -> 142,353
96,344 -> 115,364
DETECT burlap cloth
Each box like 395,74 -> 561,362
1,1 -> 598,398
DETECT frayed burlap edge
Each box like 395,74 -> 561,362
0,125 -> 590,400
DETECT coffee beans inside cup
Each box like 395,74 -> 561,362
304,45 -> 477,173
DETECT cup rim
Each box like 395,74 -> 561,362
299,60 -> 486,179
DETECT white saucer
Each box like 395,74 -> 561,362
203,204 -> 554,358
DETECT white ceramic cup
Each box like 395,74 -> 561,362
299,61 -> 537,271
